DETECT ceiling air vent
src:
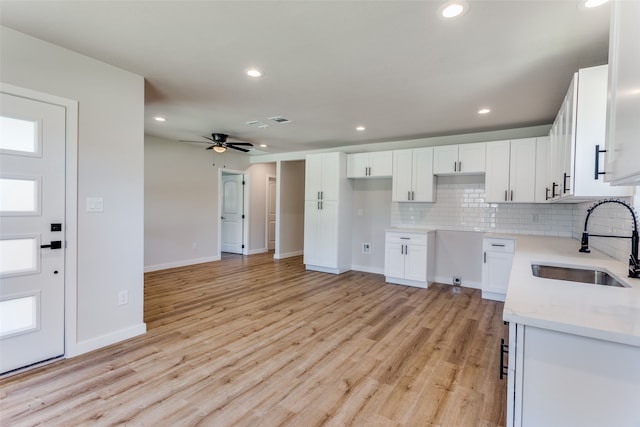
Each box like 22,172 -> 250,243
269,116 -> 292,124
246,120 -> 269,128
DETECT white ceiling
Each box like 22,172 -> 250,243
0,0 -> 610,154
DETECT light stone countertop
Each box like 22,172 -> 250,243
500,234 -> 640,347
385,227 -> 437,233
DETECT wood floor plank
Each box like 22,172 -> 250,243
0,253 -> 507,426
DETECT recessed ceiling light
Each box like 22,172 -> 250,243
478,108 -> 491,115
583,0 -> 608,8
247,69 -> 262,77
356,126 -> 366,131
440,2 -> 468,18
259,144 -> 268,148
154,116 -> 166,122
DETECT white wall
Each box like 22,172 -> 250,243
1,26 -> 145,354
276,160 -> 305,259
350,179 -> 391,273
144,135 -> 251,270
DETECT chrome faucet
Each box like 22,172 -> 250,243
579,199 -> 640,279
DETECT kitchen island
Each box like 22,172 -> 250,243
500,235 -> 640,427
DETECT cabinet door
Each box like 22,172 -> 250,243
303,200 -> 320,265
433,145 -> 458,174
320,152 -> 340,201
404,244 -> 427,282
305,154 -> 323,200
482,251 -> 513,294
509,138 -> 536,203
347,153 -> 369,178
369,151 -> 392,177
392,149 -> 413,202
412,147 -> 434,202
316,200 -> 338,268
534,137 -> 550,203
485,140 -> 511,203
459,142 -> 486,173
385,242 -> 406,278
605,0 -> 640,185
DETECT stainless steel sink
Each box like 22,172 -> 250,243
531,264 -> 629,288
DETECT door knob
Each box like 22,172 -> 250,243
41,241 -> 62,249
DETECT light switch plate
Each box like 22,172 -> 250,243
86,197 -> 104,213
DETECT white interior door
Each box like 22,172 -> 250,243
0,92 -> 66,374
267,176 -> 276,251
221,173 -> 244,254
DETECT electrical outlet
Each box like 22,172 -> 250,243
453,276 -> 462,286
362,243 -> 371,254
118,290 -> 128,306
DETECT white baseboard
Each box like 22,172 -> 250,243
67,323 -> 147,358
144,255 -> 221,272
274,250 -> 303,259
247,248 -> 267,255
351,265 -> 384,275
433,275 -> 481,289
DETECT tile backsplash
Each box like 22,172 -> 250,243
391,175 -> 574,236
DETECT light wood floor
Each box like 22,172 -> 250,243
1,253 -> 507,426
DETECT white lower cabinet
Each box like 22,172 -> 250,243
507,323 -> 640,427
481,237 -> 515,301
384,229 -> 434,288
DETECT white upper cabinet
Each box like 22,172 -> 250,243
605,0 -> 640,185
346,151 -> 392,178
534,137 -> 550,203
548,65 -> 632,201
392,147 -> 435,202
433,142 -> 486,175
485,138 -> 537,203
305,152 -> 341,201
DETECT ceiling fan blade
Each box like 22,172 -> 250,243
227,142 -> 254,146
206,145 -> 214,150
203,136 -> 215,142
228,145 -> 250,153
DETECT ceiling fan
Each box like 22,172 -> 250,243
180,133 -> 254,153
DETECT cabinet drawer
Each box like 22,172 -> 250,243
483,238 -> 515,253
386,232 -> 427,245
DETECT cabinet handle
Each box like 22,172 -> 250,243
458,161 -> 462,172
563,173 -> 570,194
408,191 -> 411,201
504,190 -> 508,202
594,144 -> 607,180
552,182 -> 558,198
320,191 -> 324,200
484,252 -> 486,263
404,245 -> 408,255
454,161 -> 457,172
545,187 -> 550,200
411,191 -> 415,201
510,190 -> 514,201
317,191 -> 320,200
491,243 -> 505,247
500,338 -> 509,380
317,201 -> 320,210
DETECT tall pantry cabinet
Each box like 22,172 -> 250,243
304,152 -> 352,274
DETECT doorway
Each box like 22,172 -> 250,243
266,175 -> 276,251
0,91 -> 68,374
219,170 -> 247,255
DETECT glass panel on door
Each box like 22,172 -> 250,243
0,237 -> 39,276
0,177 -> 40,214
0,294 -> 39,338
0,116 -> 40,155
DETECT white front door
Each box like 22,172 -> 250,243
0,92 -> 66,374
221,173 -> 244,254
267,176 -> 276,251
